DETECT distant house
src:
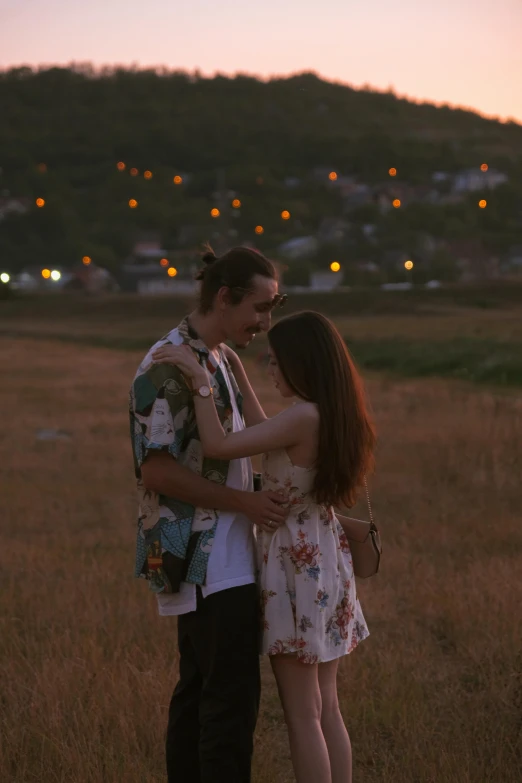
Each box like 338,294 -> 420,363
278,236 -> 319,260
504,245 -> 522,271
317,217 -> 351,243
453,168 -> 508,193
432,172 -> 450,183
64,264 -> 119,294
0,197 -> 30,220
342,183 -> 372,210
120,241 -> 197,294
310,271 -> 343,291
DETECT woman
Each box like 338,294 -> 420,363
152,311 -> 375,783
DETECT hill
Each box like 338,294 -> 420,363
1,67 -> 521,276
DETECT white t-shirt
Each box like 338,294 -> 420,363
157,359 -> 255,617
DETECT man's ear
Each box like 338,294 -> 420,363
216,286 -> 231,310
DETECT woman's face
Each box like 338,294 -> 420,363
267,347 -> 294,398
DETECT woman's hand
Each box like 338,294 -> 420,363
152,344 -> 205,382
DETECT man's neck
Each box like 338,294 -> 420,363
187,309 -> 226,353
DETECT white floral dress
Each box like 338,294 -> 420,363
257,448 -> 369,664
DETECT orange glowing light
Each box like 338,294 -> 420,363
330,261 -> 341,272
173,175 -> 183,185
129,199 -> 138,208
117,161 -> 126,171
144,170 -> 153,179
210,208 -> 220,218
232,199 -> 241,208
328,171 -> 338,181
479,199 -> 487,208
404,260 -> 414,270
480,163 -> 488,172
167,267 -> 178,277
41,269 -> 51,279
36,198 -> 45,207
130,168 -> 139,177
281,210 -> 291,220
255,225 -> 264,235
392,199 -> 401,208
82,256 -> 92,266
389,167 -> 397,177
37,163 -> 47,173
160,258 -> 169,267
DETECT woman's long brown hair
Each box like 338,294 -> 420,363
268,311 -> 375,508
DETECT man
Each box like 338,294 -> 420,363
129,246 -> 288,783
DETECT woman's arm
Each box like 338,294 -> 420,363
223,346 -> 267,427
151,343 -> 313,459
193,381 -> 311,459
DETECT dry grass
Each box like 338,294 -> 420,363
1,336 -> 521,783
2,302 -> 522,345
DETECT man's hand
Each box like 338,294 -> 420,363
239,490 -> 289,532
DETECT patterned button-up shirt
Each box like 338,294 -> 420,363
129,317 -> 243,594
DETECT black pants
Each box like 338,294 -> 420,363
166,583 -> 261,783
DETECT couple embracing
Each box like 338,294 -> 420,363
129,246 -> 375,783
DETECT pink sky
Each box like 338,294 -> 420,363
1,0 -> 521,122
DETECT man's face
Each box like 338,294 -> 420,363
222,274 -> 280,348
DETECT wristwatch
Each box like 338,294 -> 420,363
191,383 -> 213,399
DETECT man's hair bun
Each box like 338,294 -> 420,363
195,245 -> 218,280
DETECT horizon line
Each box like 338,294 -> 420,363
2,61 -> 521,128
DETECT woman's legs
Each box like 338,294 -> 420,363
318,659 -> 352,783
270,655 -> 331,783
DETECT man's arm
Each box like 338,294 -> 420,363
141,451 -> 288,527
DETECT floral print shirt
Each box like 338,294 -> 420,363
129,317 -> 243,594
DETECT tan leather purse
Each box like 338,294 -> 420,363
337,480 -> 382,578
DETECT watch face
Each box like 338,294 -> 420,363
199,385 -> 211,398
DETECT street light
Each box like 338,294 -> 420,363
211,208 -> 220,218
130,168 -> 139,176
479,199 -> 487,208
281,210 -> 291,220
82,256 -> 92,266
160,258 -> 169,267
404,260 -> 414,270
129,199 -> 138,208
232,199 -> 241,208
167,267 -> 177,277
36,198 -> 45,208
393,199 -> 401,208
173,175 -> 183,185
480,163 -> 488,172
329,171 -> 338,181
330,262 -> 341,272
41,269 -> 51,279
117,162 -> 126,171
255,225 -> 264,235
50,270 -> 61,281
144,170 -> 153,179
0,273 -> 10,284
389,168 -> 397,177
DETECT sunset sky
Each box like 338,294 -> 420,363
1,0 -> 521,122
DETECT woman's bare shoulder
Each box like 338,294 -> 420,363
275,402 -> 319,425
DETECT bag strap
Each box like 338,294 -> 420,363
363,477 -> 375,527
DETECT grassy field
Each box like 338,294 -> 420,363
1,285 -> 522,387
1,293 -> 522,782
